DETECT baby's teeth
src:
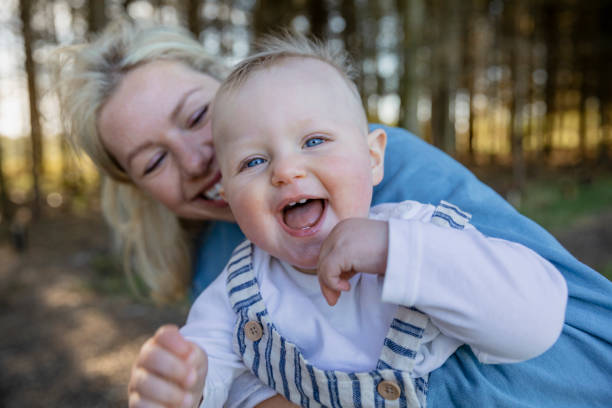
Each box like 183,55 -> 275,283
298,199 -> 307,204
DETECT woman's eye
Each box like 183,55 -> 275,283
144,152 -> 167,175
241,157 -> 266,170
188,105 -> 209,128
304,137 -> 325,148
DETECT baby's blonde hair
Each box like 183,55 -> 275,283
216,32 -> 368,132
53,21 -> 228,302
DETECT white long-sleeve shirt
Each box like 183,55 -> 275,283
182,200 -> 567,407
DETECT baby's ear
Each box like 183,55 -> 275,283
367,128 -> 387,186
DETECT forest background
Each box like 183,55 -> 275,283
0,0 -> 611,407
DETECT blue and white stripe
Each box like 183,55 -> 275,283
430,200 -> 472,230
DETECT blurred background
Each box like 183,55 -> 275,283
0,0 -> 611,407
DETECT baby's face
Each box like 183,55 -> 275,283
213,58 -> 385,271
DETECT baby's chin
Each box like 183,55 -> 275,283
284,252 -> 320,275
293,264 -> 318,275
263,239 -> 322,273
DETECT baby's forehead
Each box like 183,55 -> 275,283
222,56 -> 347,97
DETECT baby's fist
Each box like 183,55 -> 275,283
128,325 -> 207,408
317,218 -> 388,306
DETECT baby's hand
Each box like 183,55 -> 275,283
317,218 -> 388,306
128,325 -> 207,408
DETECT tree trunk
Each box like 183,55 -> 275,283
542,3 -> 558,159
367,0 -> 384,101
597,1 -> 612,161
19,0 -> 42,218
88,0 -> 107,35
509,1 -> 529,193
253,0 -> 296,40
576,4 -> 598,162
0,137 -> 10,221
396,0 -> 423,135
186,0 -> 204,38
341,0 -> 359,57
429,0 -> 455,153
308,0 -> 328,39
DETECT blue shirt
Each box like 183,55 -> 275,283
194,125 -> 612,407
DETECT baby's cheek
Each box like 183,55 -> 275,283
334,173 -> 374,218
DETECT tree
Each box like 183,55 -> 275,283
308,0 -> 328,39
186,0 -> 204,37
18,0 -> 43,218
88,0 -> 107,36
253,0 -> 297,39
396,0 -> 424,135
428,0 -> 456,153
508,0 -> 530,192
541,3 -> 558,159
0,137 -> 10,222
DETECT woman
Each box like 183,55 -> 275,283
55,21 -> 612,408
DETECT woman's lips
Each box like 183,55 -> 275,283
203,181 -> 223,200
194,172 -> 225,203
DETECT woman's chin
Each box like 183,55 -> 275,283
179,202 -> 235,222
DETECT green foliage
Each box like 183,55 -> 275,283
601,263 -> 612,281
519,174 -> 612,233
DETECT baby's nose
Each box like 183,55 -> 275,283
271,157 -> 306,186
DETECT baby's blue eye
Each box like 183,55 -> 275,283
246,157 -> 265,168
304,137 -> 325,148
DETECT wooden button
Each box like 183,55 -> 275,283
377,380 -> 401,400
244,320 -> 263,341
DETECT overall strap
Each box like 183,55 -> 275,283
376,307 -> 430,408
226,240 -> 265,316
430,200 -> 472,230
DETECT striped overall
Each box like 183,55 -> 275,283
226,201 -> 471,408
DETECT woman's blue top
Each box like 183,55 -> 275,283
194,124 -> 612,407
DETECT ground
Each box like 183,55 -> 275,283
0,208 -> 610,407
0,213 -> 188,408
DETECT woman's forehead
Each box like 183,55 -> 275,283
98,60 -> 219,156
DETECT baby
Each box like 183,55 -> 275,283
132,35 -> 567,408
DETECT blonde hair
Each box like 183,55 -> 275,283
216,32 -> 367,131
53,21 -> 229,302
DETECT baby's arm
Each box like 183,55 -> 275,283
382,216 -> 568,362
180,271 -> 252,407
317,204 -> 567,362
128,325 -> 207,408
128,326 -> 294,408
129,265 -> 262,407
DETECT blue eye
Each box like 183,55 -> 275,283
246,157 -> 266,168
304,137 -> 325,148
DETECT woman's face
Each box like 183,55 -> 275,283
98,60 -> 234,221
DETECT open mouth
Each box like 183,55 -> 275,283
282,198 -> 326,230
201,181 -> 223,201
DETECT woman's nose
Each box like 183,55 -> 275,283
175,137 -> 214,178
271,156 -> 306,186
181,146 -> 213,178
